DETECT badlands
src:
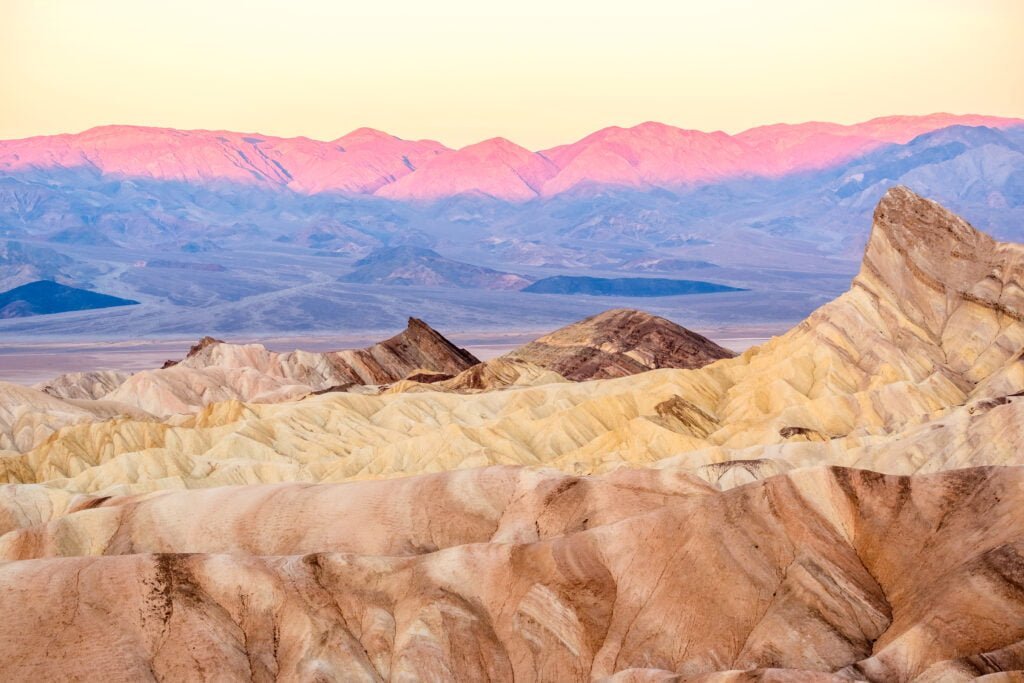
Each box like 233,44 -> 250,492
1,187 -> 1024,680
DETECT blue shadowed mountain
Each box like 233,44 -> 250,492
0,280 -> 139,318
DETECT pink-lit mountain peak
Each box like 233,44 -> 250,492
336,127 -> 398,143
539,121 -> 751,195
376,136 -> 557,202
543,121 -> 728,160
458,137 -> 538,161
334,127 -> 449,152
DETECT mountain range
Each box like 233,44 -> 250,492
2,114 -> 1020,201
1,114 -> 1023,337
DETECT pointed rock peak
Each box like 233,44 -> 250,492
872,186 -> 988,241
403,316 -> 466,346
857,187 -> 1024,336
379,318 -> 481,369
864,186 -> 996,283
185,336 -> 225,359
406,316 -> 434,333
460,137 -> 533,156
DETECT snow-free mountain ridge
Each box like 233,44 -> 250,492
3,114 -> 1021,201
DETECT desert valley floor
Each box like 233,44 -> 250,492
2,187 -> 1024,681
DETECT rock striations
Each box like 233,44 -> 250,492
3,188 -> 1024,679
505,308 -> 737,380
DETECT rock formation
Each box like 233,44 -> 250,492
505,308 -> 737,380
38,318 -> 481,417
3,188 -> 1024,679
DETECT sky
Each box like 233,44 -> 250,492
2,0 -> 1023,149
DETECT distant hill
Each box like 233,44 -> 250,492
504,308 -> 737,380
0,281 -> 139,318
340,246 -> 531,290
522,276 -> 744,297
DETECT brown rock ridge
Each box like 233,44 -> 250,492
504,308 -> 736,380
1,466 -> 1023,680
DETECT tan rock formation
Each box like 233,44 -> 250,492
0,381 -> 154,454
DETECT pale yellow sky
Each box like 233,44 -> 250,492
2,0 -> 1023,149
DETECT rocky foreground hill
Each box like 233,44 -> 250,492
505,308 -> 737,380
1,187 -> 1024,679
